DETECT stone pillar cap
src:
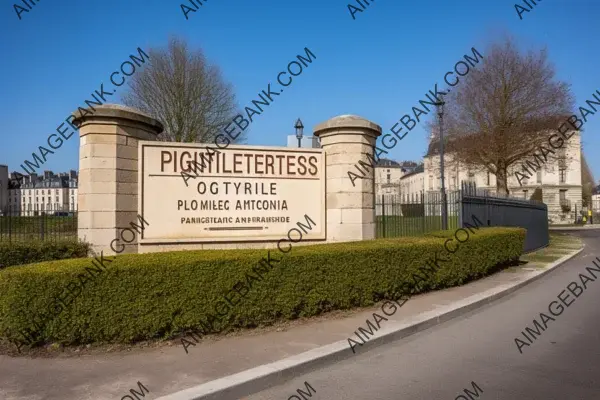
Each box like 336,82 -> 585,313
314,114 -> 382,137
72,104 -> 164,134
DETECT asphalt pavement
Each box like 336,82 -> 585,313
246,230 -> 600,400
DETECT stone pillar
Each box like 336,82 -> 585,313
74,104 -> 163,255
314,115 -> 382,242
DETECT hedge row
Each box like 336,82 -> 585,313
0,227 -> 525,347
0,239 -> 91,269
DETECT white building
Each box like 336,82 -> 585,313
6,170 -> 78,216
592,184 -> 600,213
399,164 -> 425,200
423,129 -> 583,224
374,159 -> 421,197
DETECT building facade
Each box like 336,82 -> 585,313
399,164 -> 425,200
423,129 -> 583,224
4,170 -> 78,215
375,159 -> 420,197
592,184 -> 600,213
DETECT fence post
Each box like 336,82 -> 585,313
40,214 -> 45,241
458,185 -> 464,228
391,195 -> 395,237
421,192 -> 425,234
382,195 -> 386,238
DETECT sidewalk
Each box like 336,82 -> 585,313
0,236 -> 583,400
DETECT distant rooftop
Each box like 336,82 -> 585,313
8,170 -> 78,189
376,158 -> 401,168
376,159 -> 419,169
400,164 -> 424,179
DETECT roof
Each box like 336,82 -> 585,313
376,159 -> 420,169
425,136 -> 454,157
9,171 -> 77,189
400,164 -> 424,179
425,118 -> 579,157
376,158 -> 401,168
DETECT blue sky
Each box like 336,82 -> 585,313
1,0 -> 599,179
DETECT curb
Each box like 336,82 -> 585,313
549,226 -> 600,231
156,246 -> 584,400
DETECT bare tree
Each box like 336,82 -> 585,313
431,38 -> 574,195
123,37 -> 242,143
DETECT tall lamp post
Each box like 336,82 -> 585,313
435,101 -> 448,230
295,118 -> 304,148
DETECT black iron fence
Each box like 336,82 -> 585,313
460,182 -> 548,253
568,199 -> 600,225
376,191 -> 461,237
0,210 -> 78,243
376,182 -> 549,253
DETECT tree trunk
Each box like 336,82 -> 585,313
496,164 -> 510,196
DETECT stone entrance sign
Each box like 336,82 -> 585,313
139,142 -> 326,243
75,105 -> 379,254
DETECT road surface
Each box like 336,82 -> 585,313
247,230 -> 600,400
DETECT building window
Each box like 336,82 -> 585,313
56,196 -> 59,202
42,197 -> 44,203
47,190 -> 51,194
387,173 -> 391,184
559,169 -> 566,184
429,175 -> 433,190
486,172 -> 490,186
537,170 -> 542,184
523,190 -> 529,199
559,189 -> 567,201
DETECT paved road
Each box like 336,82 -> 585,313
247,230 -> 600,400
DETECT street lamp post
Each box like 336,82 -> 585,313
295,118 -> 304,148
435,101 -> 448,230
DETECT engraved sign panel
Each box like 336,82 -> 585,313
139,143 -> 326,243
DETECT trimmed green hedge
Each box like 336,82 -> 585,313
0,239 -> 91,269
0,227 -> 524,347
